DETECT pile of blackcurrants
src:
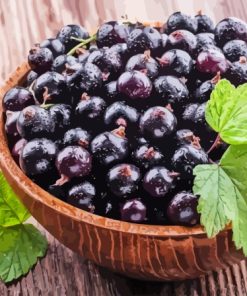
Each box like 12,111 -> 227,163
3,12 -> 247,226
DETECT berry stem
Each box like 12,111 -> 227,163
67,34 -> 97,56
211,71 -> 221,84
168,172 -> 180,178
207,134 -> 221,154
55,174 -> 70,186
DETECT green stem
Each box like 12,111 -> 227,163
40,103 -> 55,109
70,37 -> 85,42
67,34 -> 97,56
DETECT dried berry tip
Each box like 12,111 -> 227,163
42,86 -> 51,104
143,50 -> 151,61
120,165 -> 132,177
239,56 -> 247,64
55,174 -> 70,186
75,48 -> 87,55
166,103 -> 174,112
81,92 -> 90,100
116,117 -> 127,127
112,126 -> 126,138
152,109 -> 165,118
211,71 -> 221,84
78,139 -> 89,147
23,107 -> 36,119
144,147 -> 156,159
156,57 -> 169,66
192,136 -> 201,149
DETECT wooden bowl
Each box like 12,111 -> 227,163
0,63 -> 245,281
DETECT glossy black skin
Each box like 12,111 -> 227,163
28,47 -> 53,74
167,191 -> 200,226
63,128 -> 91,149
56,24 -> 89,51
215,17 -> 247,47
182,102 -> 216,150
107,163 -> 141,197
172,144 -> 209,178
5,111 -> 20,136
117,70 -> 153,99
88,48 -> 123,78
140,106 -> 177,140
196,48 -> 229,75
67,181 -> 96,212
143,166 -> 174,198
51,54 -> 78,73
96,21 -> 129,48
223,40 -> 247,62
56,146 -> 92,178
195,14 -> 214,33
196,32 -> 216,54
78,51 -> 90,64
89,45 -> 98,52
147,205 -> 168,225
127,26 -> 162,55
48,184 -> 66,201
110,43 -> 128,58
142,26 -> 162,54
49,104 -> 72,135
167,30 -> 197,56
194,79 -> 215,103
104,102 -> 139,129
132,145 -> 165,170
104,80 -> 118,101
86,49 -> 105,69
40,38 -> 65,58
125,53 -> 159,80
33,71 -> 67,104
12,138 -> 27,164
19,138 -> 57,176
160,33 -> 169,53
120,199 -> 147,222
94,199 -> 120,219
3,87 -> 35,111
26,71 -> 38,86
166,12 -> 198,34
175,129 -> 194,145
90,131 -> 129,166
183,103 -> 206,125
75,96 -> 106,129
154,75 -> 189,104
158,49 -> 193,77
17,106 -> 54,140
225,59 -> 247,86
66,62 -> 103,96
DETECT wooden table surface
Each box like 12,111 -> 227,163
0,0 -> 247,295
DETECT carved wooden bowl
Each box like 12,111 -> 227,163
0,63 -> 245,281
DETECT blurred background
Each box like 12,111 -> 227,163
0,0 -> 246,83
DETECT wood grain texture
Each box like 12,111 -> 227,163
0,0 -> 247,294
0,219 -> 247,296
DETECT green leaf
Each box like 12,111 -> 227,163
193,145 -> 247,255
193,164 -> 231,237
205,79 -> 235,133
0,173 -> 30,227
205,80 -> 247,144
0,224 -> 48,283
220,145 -> 247,254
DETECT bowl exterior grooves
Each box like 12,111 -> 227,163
0,63 -> 245,281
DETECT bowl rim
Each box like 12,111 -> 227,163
0,62 -> 222,237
